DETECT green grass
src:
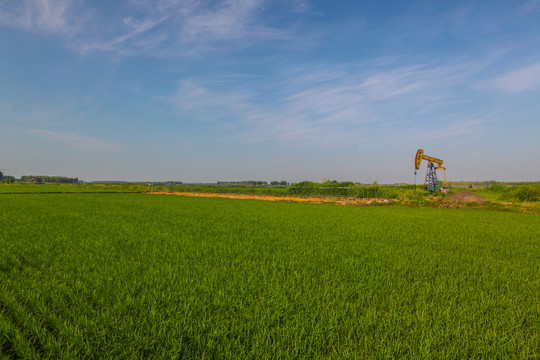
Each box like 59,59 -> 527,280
0,183 -> 150,194
1,194 -> 539,359
472,184 -> 540,202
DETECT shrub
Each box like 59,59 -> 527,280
501,184 -> 540,202
485,184 -> 509,193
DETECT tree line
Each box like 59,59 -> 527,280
20,175 -> 79,184
217,181 -> 288,186
0,171 -> 15,184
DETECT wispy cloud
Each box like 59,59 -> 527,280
407,118 -> 485,142
0,0 -> 78,34
78,16 -> 168,54
32,129 -> 126,152
490,62 -> 540,94
168,59 -> 486,145
0,0 -> 300,57
171,80 -> 253,123
182,0 -> 264,41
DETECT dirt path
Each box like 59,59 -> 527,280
149,192 -> 395,206
148,191 -> 538,214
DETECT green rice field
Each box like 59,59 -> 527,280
1,193 -> 539,359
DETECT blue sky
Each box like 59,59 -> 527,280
0,0 -> 539,183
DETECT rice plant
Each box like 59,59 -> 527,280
0,193 -> 538,359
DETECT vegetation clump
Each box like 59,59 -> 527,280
501,184 -> 540,202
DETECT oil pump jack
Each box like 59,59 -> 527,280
414,149 -> 448,193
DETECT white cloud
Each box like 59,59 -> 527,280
152,0 -> 295,55
32,129 -> 126,152
0,0 -> 76,34
490,62 -> 540,94
182,0 -> 261,41
79,16 -> 168,53
168,60 -> 480,145
0,0 -> 298,57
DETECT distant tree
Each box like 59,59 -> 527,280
217,180 -> 267,186
0,171 -> 3,180
21,175 -> 78,183
270,181 -> 288,186
295,181 -> 317,187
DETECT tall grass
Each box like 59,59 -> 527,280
473,183 -> 540,202
159,184 -> 402,199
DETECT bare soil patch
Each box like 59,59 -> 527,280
443,191 -> 488,203
150,192 -> 396,206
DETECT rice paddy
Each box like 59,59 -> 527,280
1,193 -> 539,359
